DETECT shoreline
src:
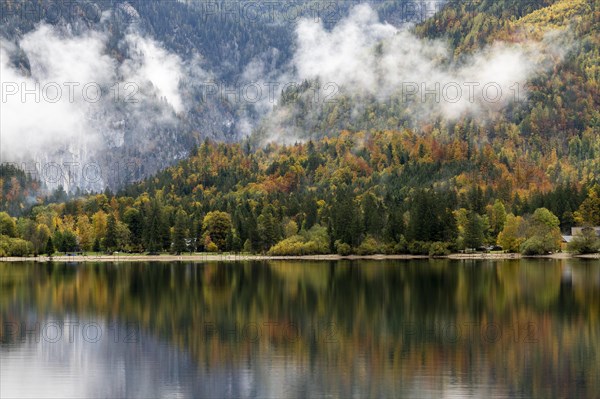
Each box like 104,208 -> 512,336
1,252 -> 598,263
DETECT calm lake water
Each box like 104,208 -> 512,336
1,259 -> 599,398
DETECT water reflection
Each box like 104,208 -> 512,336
1,260 -> 599,398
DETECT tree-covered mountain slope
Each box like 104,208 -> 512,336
1,0 -> 599,256
3,131 -> 597,257
2,0 -> 596,192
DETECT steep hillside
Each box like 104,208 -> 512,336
0,164 -> 44,215
254,0 -> 599,152
1,0 -> 599,253
6,131 -> 596,257
4,0 -> 596,192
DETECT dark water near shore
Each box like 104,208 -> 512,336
1,259 -> 599,398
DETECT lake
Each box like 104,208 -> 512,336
1,259 -> 599,398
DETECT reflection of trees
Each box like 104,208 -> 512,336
0,260 -> 599,397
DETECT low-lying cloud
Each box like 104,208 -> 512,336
0,13 -> 187,190
288,3 -> 570,123
0,2 -> 574,191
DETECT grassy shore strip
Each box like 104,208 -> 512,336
1,252 -> 598,262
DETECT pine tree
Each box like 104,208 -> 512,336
243,238 -> 253,253
303,194 -> 318,230
123,208 -> 143,250
385,205 -> 405,242
362,192 -> 385,238
407,189 -> 436,242
306,140 -> 322,173
464,211 -> 486,250
330,186 -> 361,247
230,230 -> 242,252
104,214 -> 118,252
93,237 -> 101,253
467,186 -> 486,214
257,205 -> 278,252
45,236 -> 55,257
144,199 -> 163,254
172,209 -> 188,254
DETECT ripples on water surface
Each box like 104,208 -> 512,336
1,259 -> 599,398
